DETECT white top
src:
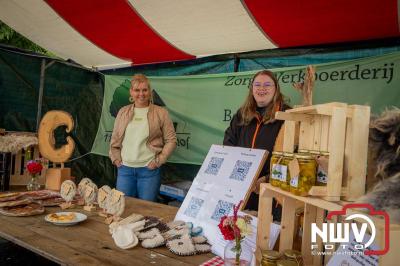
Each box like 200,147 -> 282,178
121,107 -> 155,167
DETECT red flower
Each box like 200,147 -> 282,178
26,160 -> 43,175
218,216 -> 235,240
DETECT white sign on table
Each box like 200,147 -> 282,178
175,144 -> 267,245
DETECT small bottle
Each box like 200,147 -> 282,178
25,148 -> 32,162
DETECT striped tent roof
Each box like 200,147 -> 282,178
0,0 -> 399,69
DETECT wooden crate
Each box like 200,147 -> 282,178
256,183 -> 400,266
275,102 -> 370,201
10,145 -> 46,186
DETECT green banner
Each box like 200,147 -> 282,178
91,52 -> 400,165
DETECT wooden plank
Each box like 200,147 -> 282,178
273,126 -> 284,151
287,103 -> 362,121
298,119 -> 314,150
302,203 -> 317,266
262,184 -> 343,212
20,235 -> 106,266
312,115 -> 322,151
313,208 -> 325,266
0,216 -> 38,239
344,105 -> 370,201
27,218 -> 192,266
308,186 -> 348,197
10,145 -> 45,186
0,216 -> 105,266
286,102 -> 347,114
342,115 -> 352,188
12,149 -> 22,182
320,116 -> 330,152
123,197 -> 181,221
283,121 -> 296,152
256,186 -> 273,265
275,111 -> 313,122
47,219 -> 193,266
325,107 -> 346,201
324,215 -> 338,265
279,196 -> 296,252
0,197 -> 212,266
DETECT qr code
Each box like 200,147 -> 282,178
229,160 -> 252,181
211,200 -> 234,221
184,197 -> 204,218
204,157 -> 224,175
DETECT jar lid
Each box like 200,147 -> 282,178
272,151 -> 284,155
261,250 -> 281,259
283,249 -> 302,259
294,153 -> 314,159
297,149 -> 309,154
320,151 -> 330,156
308,150 -> 321,155
283,152 -> 294,157
276,260 -> 298,266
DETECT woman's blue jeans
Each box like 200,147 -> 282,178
116,165 -> 161,202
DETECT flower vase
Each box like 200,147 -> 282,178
224,239 -> 252,266
27,175 -> 41,191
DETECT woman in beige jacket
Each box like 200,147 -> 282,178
109,74 -> 176,202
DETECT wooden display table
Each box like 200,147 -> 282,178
0,196 -> 214,265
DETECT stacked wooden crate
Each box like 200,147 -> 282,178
10,146 -> 46,186
275,102 -> 370,202
256,102 -> 399,266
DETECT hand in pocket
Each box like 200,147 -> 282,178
147,160 -> 158,170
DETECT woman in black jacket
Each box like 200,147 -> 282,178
223,70 -> 290,216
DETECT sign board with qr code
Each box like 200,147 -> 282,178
175,144 -> 267,245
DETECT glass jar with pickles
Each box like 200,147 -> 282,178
297,149 -> 309,155
289,153 -> 317,196
270,151 -> 284,187
261,250 -> 281,266
276,260 -> 298,266
283,249 -> 302,264
309,150 -> 329,186
317,151 -> 329,186
280,152 -> 293,191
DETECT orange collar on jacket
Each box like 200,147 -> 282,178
250,101 -> 282,148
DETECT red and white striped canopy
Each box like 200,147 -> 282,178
0,0 -> 399,69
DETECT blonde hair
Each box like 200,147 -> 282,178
239,70 -> 284,125
131,74 -> 153,104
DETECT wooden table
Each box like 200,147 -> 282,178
0,197 -> 214,265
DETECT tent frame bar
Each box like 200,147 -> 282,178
35,59 -> 55,131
